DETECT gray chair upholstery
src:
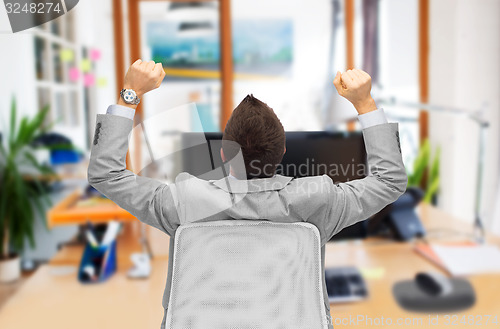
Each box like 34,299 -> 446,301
165,220 -> 328,329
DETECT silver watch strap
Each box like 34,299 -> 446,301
120,89 -> 141,105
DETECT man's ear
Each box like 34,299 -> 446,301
220,148 -> 226,162
283,147 -> 286,155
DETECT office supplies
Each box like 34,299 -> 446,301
82,265 -> 97,282
127,253 -> 151,279
78,222 -> 118,283
69,67 -> 80,81
415,272 -> 453,296
414,241 -> 477,272
80,58 -> 92,72
101,221 -> 121,246
359,266 -> 386,280
78,240 -> 117,283
85,222 -> 100,248
385,187 -> 425,240
367,187 -> 426,241
431,244 -> 500,276
393,275 -> 475,312
325,266 -> 368,303
60,48 -> 75,62
415,242 -> 500,276
127,221 -> 153,279
85,230 -> 99,248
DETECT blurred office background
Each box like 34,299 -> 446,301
0,0 -> 499,328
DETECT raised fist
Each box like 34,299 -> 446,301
123,59 -> 166,97
333,69 -> 377,114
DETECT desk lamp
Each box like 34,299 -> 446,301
375,96 -> 489,244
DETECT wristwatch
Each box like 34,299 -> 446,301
120,88 -> 141,105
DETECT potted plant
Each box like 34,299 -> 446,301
0,98 -> 55,282
407,139 -> 441,204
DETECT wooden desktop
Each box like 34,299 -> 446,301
325,205 -> 500,328
0,204 -> 498,328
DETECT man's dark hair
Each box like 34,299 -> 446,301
222,94 -> 285,179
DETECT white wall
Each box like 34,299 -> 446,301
0,10 -> 38,132
377,0 -> 419,171
233,0 -> 331,130
139,0 -> 333,131
378,0 -> 418,100
429,0 -> 500,230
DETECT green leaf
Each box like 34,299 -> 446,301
429,146 -> 441,184
30,176 -> 53,208
423,177 -> 440,203
408,139 -> 430,186
17,117 -> 29,141
23,105 -> 50,145
0,98 -> 54,255
8,97 -> 17,147
27,196 -> 46,247
24,151 -> 54,176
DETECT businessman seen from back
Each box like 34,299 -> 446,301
87,59 -> 407,328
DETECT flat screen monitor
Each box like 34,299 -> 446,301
181,131 -> 367,183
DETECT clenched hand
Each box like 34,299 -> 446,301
124,59 -> 166,98
333,69 -> 377,114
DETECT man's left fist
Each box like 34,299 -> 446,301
123,59 -> 166,97
333,68 -> 377,114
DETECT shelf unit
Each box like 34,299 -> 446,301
32,10 -> 90,150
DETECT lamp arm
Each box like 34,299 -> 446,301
473,124 -> 487,243
375,96 -> 489,127
374,96 -> 489,243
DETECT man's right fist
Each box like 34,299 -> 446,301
123,59 -> 166,98
333,68 -> 377,114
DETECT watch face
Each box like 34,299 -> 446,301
123,89 -> 137,103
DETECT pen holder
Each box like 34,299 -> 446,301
78,240 -> 117,283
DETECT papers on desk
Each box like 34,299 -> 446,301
432,244 -> 500,276
415,242 -> 500,276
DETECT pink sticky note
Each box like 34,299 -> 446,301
69,67 -> 80,82
83,73 -> 95,87
90,49 -> 101,61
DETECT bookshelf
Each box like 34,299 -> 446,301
32,10 -> 90,150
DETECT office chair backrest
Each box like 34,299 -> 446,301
166,220 -> 328,329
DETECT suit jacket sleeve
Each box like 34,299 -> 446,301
87,114 -> 180,236
322,122 -> 408,241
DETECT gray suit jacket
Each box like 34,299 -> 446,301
88,113 -> 407,327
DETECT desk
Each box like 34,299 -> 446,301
0,204 -> 499,329
326,206 -> 500,328
47,189 -> 136,228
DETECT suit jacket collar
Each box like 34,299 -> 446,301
210,174 -> 293,193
